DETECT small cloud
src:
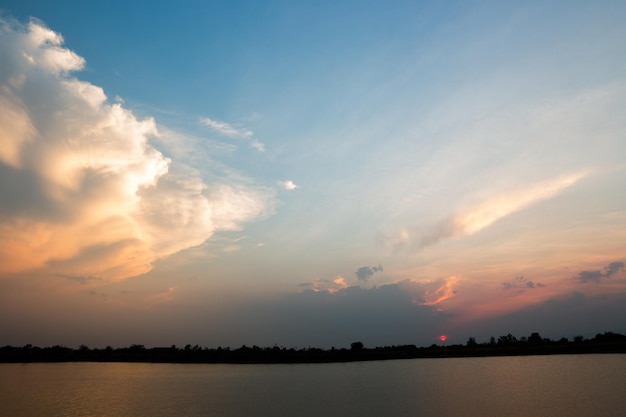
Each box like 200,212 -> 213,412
355,265 -> 383,282
576,261 -> 624,283
57,274 -> 102,285
331,276 -> 349,293
250,140 -> 265,152
199,116 -> 253,138
222,245 -> 241,253
503,275 -> 545,291
299,275 -> 350,293
199,116 -> 265,152
279,180 -> 298,190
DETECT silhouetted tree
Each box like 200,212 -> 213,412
350,341 -> 364,351
528,332 -> 543,344
497,334 -> 518,345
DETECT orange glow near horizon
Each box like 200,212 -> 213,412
439,335 -> 447,342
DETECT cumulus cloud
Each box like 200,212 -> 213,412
355,264 -> 383,281
575,261 -> 625,283
0,18 -> 273,281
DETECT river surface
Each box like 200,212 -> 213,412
1,354 -> 625,417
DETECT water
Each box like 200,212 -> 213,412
1,354 -> 625,417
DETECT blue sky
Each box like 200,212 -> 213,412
1,1 -> 625,348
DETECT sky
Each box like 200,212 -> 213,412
1,0 -> 625,349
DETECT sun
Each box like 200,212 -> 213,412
439,335 -> 448,342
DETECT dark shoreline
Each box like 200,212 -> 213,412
2,332 -> 625,364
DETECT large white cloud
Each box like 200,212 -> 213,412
0,18 -> 273,281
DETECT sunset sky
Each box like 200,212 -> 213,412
1,1 -> 625,349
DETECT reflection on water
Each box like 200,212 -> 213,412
1,354 -> 625,417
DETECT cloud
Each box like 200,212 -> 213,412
384,172 -> 588,252
279,180 -> 298,190
21,19 -> 85,75
207,282 -> 448,348
396,277 -> 459,306
452,290 -> 626,344
199,116 -> 253,138
355,264 -> 383,281
250,140 -> 265,152
0,18 -> 273,281
575,260 -> 625,283
605,261 -> 625,278
199,116 -> 266,152
503,276 -> 545,291
57,274 -> 102,285
301,276 -> 350,293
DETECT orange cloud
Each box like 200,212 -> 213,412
0,19 -> 273,282
455,172 -> 587,235
422,276 -> 459,305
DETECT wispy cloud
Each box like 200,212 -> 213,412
250,140 -> 265,152
199,116 -> 266,152
384,172 -> 588,252
454,172 -> 587,236
199,116 -> 253,138
0,18 -> 274,281
397,277 -> 459,306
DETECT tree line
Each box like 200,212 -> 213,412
1,331 -> 625,364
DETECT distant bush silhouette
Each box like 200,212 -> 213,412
1,331 -> 625,364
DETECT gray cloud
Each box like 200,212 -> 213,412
576,260 -> 625,283
355,265 -> 383,281
605,261 -> 625,278
201,282 -> 447,349
452,291 -> 626,344
503,275 -> 545,291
